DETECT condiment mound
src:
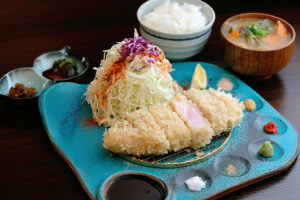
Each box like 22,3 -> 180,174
43,59 -> 78,80
9,83 -> 37,98
38,62 -> 299,200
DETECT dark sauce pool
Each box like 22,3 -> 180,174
105,174 -> 167,200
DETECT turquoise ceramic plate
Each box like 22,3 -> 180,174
39,62 -> 299,200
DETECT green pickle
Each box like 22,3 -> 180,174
258,141 -> 274,158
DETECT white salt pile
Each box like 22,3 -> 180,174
185,176 -> 206,191
143,0 -> 207,34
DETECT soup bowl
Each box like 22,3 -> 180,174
221,13 -> 295,80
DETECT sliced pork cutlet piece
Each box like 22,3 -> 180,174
126,109 -> 170,155
208,88 -> 244,128
185,88 -> 229,136
103,120 -> 148,156
170,94 -> 213,149
149,104 -> 191,152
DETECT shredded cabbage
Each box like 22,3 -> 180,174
85,33 -> 176,126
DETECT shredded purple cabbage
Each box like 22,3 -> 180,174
119,37 -> 160,63
130,65 -> 149,72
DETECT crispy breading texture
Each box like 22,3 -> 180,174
103,120 -> 148,156
184,88 -> 229,136
126,109 -> 170,155
149,104 -> 191,151
170,95 -> 213,149
208,88 -> 244,128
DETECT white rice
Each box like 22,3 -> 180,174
143,0 -> 207,34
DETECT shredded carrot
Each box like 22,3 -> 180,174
228,30 -> 239,39
276,21 -> 288,37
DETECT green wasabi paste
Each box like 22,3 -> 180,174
258,141 -> 274,158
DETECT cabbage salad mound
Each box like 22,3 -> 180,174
85,32 -> 177,126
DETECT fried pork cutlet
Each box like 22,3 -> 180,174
149,104 -> 191,151
208,88 -> 244,128
103,120 -> 146,155
184,88 -> 229,136
170,94 -> 213,149
126,109 -> 170,155
103,88 -> 244,156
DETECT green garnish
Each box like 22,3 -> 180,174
59,60 -> 66,68
68,58 -> 76,66
245,29 -> 255,39
52,58 -> 76,68
244,23 -> 269,38
258,141 -> 274,158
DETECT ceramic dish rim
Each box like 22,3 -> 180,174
0,67 -> 52,100
32,45 -> 90,82
39,79 -> 299,200
137,0 -> 216,38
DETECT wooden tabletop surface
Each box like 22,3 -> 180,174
1,1 -> 299,199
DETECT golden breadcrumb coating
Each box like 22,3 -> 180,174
103,120 -> 147,155
126,109 -> 170,155
185,88 -> 229,136
149,104 -> 191,151
103,88 -> 244,156
170,94 -> 213,149
208,88 -> 244,128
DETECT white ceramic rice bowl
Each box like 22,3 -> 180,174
137,0 -> 215,61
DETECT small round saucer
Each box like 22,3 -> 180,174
0,46 -> 90,105
33,46 -> 89,82
0,67 -> 52,105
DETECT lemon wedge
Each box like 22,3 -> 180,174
191,64 -> 207,89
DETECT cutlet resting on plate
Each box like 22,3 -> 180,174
126,109 -> 170,155
185,88 -> 229,136
208,88 -> 244,128
103,120 -> 147,156
170,93 -> 213,149
149,104 -> 191,151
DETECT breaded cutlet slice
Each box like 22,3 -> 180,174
184,88 -> 229,136
149,104 -> 191,151
103,120 -> 148,156
208,88 -> 244,128
126,109 -> 170,155
170,93 -> 213,149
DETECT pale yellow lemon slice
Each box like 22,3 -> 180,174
191,64 -> 207,89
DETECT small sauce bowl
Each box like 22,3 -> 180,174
0,46 -> 89,105
33,46 -> 89,82
0,68 -> 52,104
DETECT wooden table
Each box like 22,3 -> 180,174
1,1 -> 299,199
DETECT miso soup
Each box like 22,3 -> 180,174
224,18 -> 291,50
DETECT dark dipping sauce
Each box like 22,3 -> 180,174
43,58 -> 78,80
106,174 -> 167,200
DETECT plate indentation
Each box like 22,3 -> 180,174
248,140 -> 284,161
214,155 -> 250,177
254,115 -> 288,135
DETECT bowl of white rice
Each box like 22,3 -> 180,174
137,0 -> 215,61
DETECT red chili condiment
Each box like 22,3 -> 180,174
264,121 -> 278,134
181,85 -> 188,90
82,118 -> 97,127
